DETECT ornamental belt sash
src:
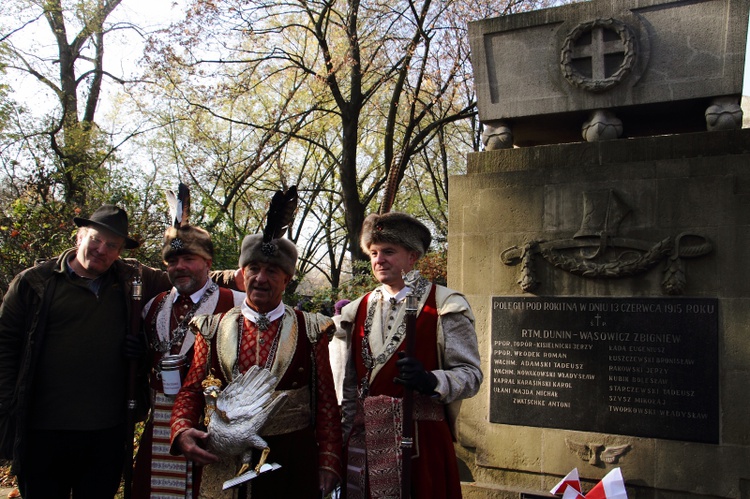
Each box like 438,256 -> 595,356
347,394 -> 446,499
260,386 -> 312,436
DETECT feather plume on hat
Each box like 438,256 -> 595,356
162,183 -> 213,262
239,186 -> 299,275
262,186 -> 297,242
261,186 -> 298,256
165,182 -> 190,228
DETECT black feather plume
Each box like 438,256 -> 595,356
165,182 -> 191,228
263,186 -> 298,242
178,183 -> 190,227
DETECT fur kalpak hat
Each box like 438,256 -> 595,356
238,186 -> 299,276
162,225 -> 214,262
360,212 -> 431,257
161,183 -> 214,262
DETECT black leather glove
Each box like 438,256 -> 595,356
394,352 -> 438,395
123,332 -> 147,361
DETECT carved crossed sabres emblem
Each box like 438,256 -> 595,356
500,190 -> 712,295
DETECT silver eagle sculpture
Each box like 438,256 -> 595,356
205,365 -> 288,476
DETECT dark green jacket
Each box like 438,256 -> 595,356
0,249 -> 172,474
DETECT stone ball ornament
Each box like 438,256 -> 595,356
482,121 -> 514,150
705,96 -> 743,131
581,109 -> 623,142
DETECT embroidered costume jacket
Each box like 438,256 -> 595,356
340,279 -> 482,499
170,305 -> 343,497
132,282 -> 244,498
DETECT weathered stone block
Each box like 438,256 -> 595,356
468,0 -> 750,145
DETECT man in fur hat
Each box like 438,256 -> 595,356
132,223 -> 245,498
340,212 -> 483,499
170,226 -> 343,497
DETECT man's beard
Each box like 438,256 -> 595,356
172,273 -> 199,295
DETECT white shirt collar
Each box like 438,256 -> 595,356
381,286 -> 410,304
241,300 -> 286,324
172,278 -> 212,304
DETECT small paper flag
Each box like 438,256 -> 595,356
551,468 -> 582,495
562,487 -> 585,499
585,468 -> 628,499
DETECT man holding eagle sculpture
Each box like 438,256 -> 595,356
169,186 -> 343,498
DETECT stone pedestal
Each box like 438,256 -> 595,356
449,129 -> 750,498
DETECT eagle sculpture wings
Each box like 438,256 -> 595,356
205,365 -> 288,476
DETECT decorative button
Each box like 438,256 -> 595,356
298,367 -> 304,373
292,382 -> 298,387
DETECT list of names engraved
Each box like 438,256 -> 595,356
489,297 -> 718,443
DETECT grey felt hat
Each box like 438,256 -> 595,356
239,234 -> 298,276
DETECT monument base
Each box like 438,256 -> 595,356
449,129 -> 750,498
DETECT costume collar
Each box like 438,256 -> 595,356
380,285 -> 410,303
241,300 -> 286,325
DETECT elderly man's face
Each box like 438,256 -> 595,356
242,262 -> 292,313
75,227 -> 125,277
167,253 -> 212,296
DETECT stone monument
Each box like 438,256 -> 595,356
451,0 -> 750,497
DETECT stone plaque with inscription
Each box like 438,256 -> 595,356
490,296 -> 718,443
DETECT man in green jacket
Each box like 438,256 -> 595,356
0,205 -> 195,498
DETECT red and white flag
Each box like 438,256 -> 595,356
550,468 -> 582,495
562,487 -> 585,499
585,468 -> 628,499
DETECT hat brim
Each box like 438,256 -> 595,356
74,217 -> 140,249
